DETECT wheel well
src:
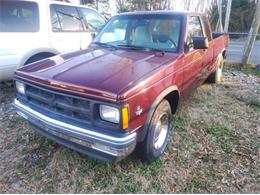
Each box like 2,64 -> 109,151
222,50 -> 226,59
164,90 -> 179,114
24,52 -> 56,65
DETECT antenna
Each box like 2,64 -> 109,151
53,0 -> 72,3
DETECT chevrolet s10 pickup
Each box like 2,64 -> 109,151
13,11 -> 229,162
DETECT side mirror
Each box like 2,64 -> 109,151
192,36 -> 209,49
91,32 -> 96,39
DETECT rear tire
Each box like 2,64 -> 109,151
137,100 -> 173,163
207,55 -> 224,85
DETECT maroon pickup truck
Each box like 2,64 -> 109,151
13,11 -> 229,162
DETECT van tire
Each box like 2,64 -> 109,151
136,99 -> 173,163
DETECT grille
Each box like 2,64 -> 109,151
25,85 -> 92,124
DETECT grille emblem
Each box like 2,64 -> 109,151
135,106 -> 143,116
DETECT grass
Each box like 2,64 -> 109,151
114,175 -> 141,193
201,154 -> 217,164
185,177 -> 207,193
40,186 -> 55,193
236,96 -> 260,109
138,159 -> 164,176
7,116 -> 25,128
241,67 -> 260,77
0,69 -> 259,193
16,163 -> 26,173
173,112 -> 189,131
205,126 -> 238,153
0,82 -> 11,90
224,64 -> 260,77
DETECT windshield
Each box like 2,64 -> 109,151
93,14 -> 182,52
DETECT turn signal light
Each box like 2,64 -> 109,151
122,107 -> 129,129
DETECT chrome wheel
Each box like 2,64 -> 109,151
153,112 -> 169,150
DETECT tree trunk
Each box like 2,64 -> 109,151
96,0 -> 99,11
200,0 -> 205,12
184,0 -> 191,11
242,0 -> 260,65
109,0 -> 117,15
224,0 -> 232,33
217,0 -> 223,32
187,0 -> 191,11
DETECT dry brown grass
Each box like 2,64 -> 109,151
0,68 -> 259,193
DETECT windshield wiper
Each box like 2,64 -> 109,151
91,42 -> 117,49
117,44 -> 165,54
147,47 -> 166,54
117,44 -> 146,50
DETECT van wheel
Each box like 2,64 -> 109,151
207,55 -> 224,85
138,100 -> 173,163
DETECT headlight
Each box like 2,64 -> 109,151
16,81 -> 25,95
99,105 -> 120,124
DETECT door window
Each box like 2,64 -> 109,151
79,8 -> 105,31
0,1 -> 39,32
201,16 -> 212,41
50,4 -> 83,32
185,16 -> 204,52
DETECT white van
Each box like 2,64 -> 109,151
0,0 -> 106,81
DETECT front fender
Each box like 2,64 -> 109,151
139,85 -> 179,142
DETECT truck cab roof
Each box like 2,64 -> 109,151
117,10 -> 206,17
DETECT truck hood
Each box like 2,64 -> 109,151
16,48 -> 179,101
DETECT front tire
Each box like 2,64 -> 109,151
138,100 -> 173,163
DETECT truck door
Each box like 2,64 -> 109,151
182,16 -> 205,93
200,15 -> 214,81
49,4 -> 82,54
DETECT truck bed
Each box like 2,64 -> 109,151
212,32 -> 229,59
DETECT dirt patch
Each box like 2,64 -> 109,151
0,69 -> 259,193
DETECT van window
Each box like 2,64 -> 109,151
185,16 -> 204,52
79,8 -> 105,31
0,1 -> 39,32
50,5 -> 83,32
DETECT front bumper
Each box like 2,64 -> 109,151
13,99 -> 137,162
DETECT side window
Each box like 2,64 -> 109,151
201,16 -> 212,41
50,5 -> 61,31
79,8 -> 105,31
99,19 -> 128,43
0,1 -> 39,32
185,16 -> 204,52
50,4 -> 83,32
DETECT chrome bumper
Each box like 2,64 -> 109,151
13,99 -> 137,162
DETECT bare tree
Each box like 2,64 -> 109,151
184,0 -> 192,11
224,0 -> 232,33
215,0 -> 223,32
242,0 -> 260,65
95,0 -> 99,10
200,0 -> 206,12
